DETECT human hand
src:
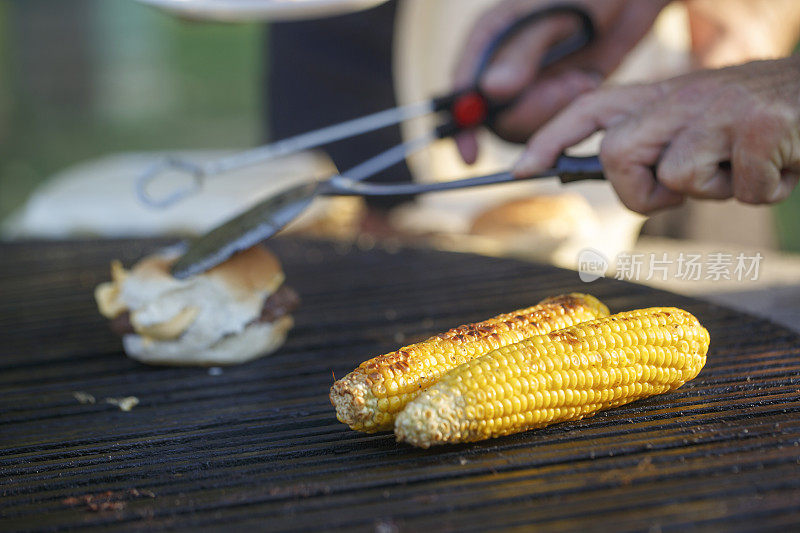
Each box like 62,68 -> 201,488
452,0 -> 670,164
514,57 -> 800,213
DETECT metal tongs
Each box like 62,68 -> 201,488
161,4 -> 602,278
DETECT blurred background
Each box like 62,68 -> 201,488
1,0 -> 798,329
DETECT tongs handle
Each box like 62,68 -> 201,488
434,3 -> 595,137
553,153 -> 604,182
474,4 -> 596,86
326,154 -> 603,196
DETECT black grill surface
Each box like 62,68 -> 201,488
2,238 -> 800,532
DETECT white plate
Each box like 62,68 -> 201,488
136,0 -> 389,22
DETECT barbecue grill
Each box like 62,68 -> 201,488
2,238 -> 800,531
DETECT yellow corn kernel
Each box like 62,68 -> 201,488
395,307 -> 709,448
330,293 -> 610,432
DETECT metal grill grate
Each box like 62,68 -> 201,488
2,238 -> 800,531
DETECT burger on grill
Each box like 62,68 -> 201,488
94,245 -> 298,366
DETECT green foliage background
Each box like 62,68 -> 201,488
0,0 -> 263,220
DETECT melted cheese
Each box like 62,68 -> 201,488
131,305 -> 200,341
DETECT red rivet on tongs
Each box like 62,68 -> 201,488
452,92 -> 488,129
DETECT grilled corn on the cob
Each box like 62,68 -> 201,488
330,293 -> 610,432
395,307 -> 709,448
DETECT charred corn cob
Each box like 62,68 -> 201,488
330,293 -> 610,432
395,307 -> 709,448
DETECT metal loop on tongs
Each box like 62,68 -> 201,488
135,157 -> 206,209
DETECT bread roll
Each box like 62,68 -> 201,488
95,244 -> 298,366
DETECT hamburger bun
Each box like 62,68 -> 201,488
95,244 -> 298,366
469,193 -> 596,240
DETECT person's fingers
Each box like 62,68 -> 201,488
451,1 -> 543,164
732,146 -> 784,204
599,118 -> 684,214
480,18 -> 573,99
487,0 -> 667,142
492,69 -> 601,142
453,2 -> 531,91
455,131 -> 479,165
656,127 -> 733,199
607,164 -> 686,214
513,84 -> 658,176
452,1 -> 582,164
731,111 -> 796,204
512,92 -> 609,176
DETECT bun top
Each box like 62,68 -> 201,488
130,244 -> 285,301
469,193 -> 595,239
95,245 -> 285,345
